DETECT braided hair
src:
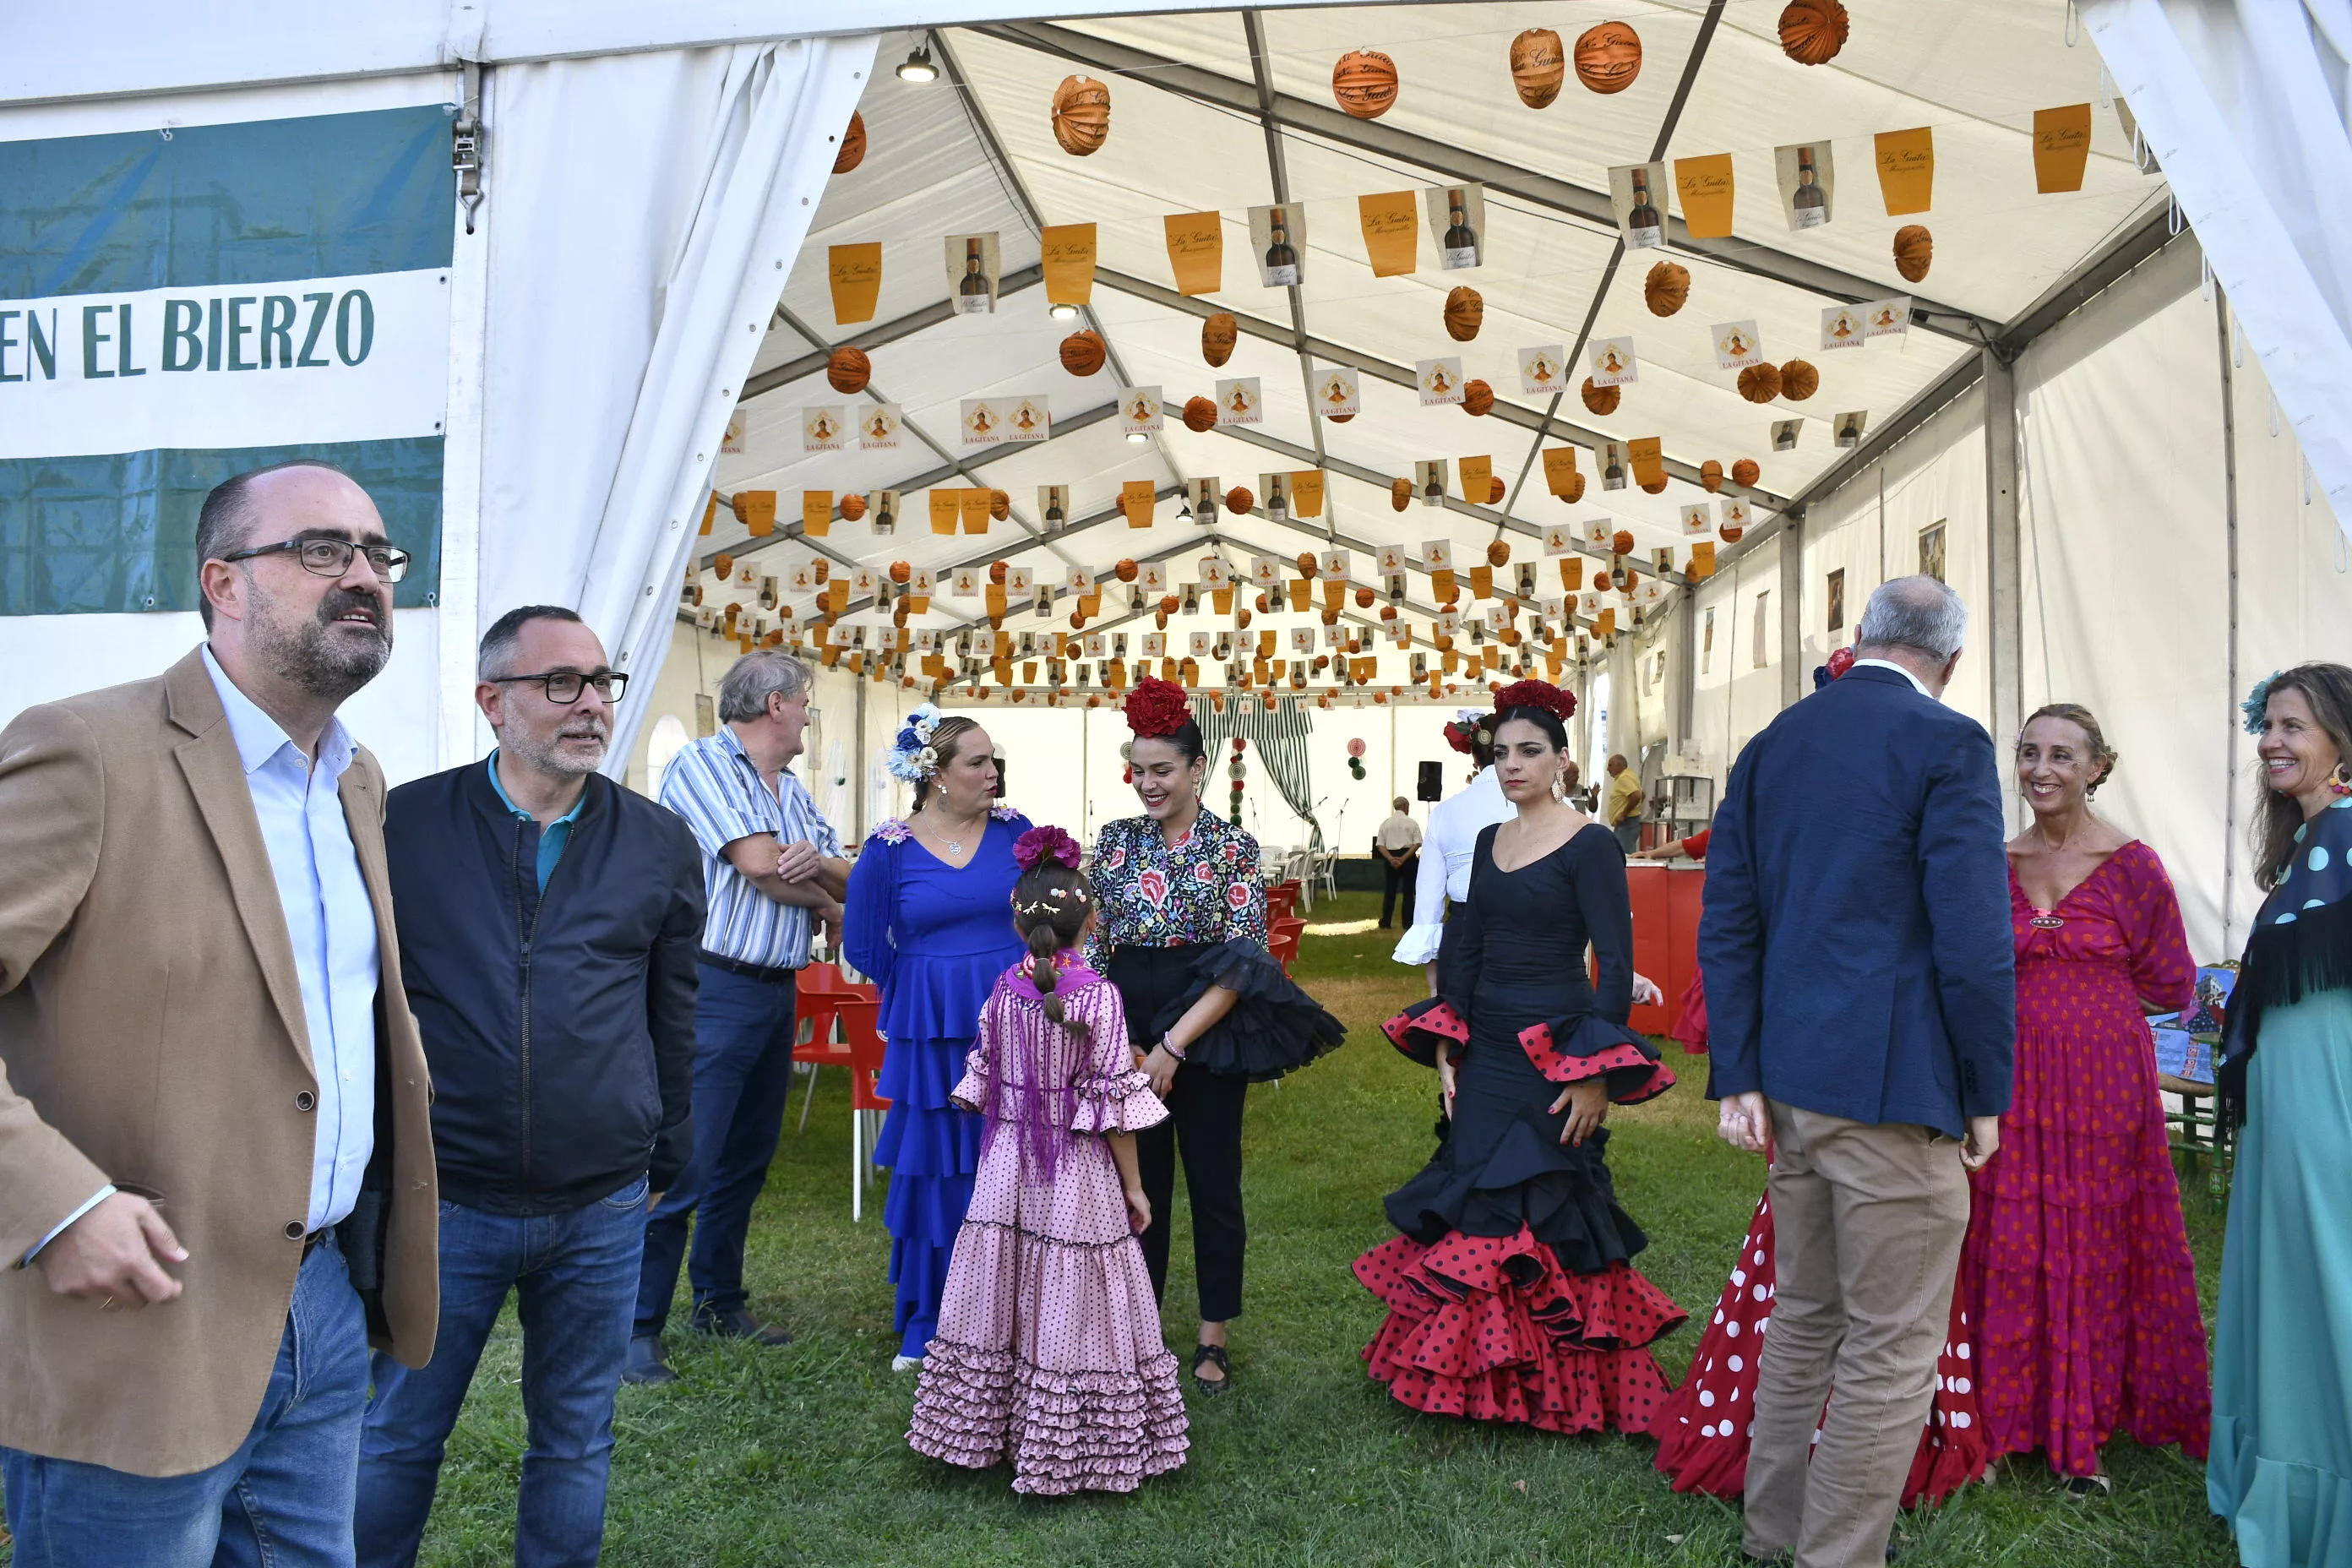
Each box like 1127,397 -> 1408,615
1013,859 -> 1095,1043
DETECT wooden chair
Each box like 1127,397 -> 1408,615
2160,1072 -> 2232,1201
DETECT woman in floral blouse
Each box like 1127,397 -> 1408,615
1088,678 -> 1344,1395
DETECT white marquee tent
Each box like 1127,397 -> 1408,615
3,0 -> 2350,962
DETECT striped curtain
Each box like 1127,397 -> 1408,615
1190,696 -> 1320,848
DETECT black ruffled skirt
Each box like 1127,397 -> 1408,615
1108,939 -> 1346,1082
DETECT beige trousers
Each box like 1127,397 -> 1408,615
1741,1102 -> 1969,1568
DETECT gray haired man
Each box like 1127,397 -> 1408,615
627,651 -> 848,1384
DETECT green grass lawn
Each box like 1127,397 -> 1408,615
109,894 -> 2246,1565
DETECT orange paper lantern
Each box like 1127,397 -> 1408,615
834,112 -> 867,175
1574,21 -> 1643,94
1510,28 -> 1566,108
1332,49 -> 1400,119
826,346 -> 871,395
1778,0 -> 1849,66
1051,75 -> 1112,156
1059,330 -> 1107,376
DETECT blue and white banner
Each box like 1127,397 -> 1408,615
0,104 -> 454,615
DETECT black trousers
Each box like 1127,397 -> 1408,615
1107,945 -> 1250,1323
1379,852 -> 1419,928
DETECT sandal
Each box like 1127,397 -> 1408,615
2063,1473 -> 2113,1498
1190,1342 -> 1233,1396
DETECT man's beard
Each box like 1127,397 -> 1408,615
246,580 -> 394,700
504,714 -> 610,778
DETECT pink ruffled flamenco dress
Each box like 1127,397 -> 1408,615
1356,823 -> 1687,1436
907,956 -> 1188,1494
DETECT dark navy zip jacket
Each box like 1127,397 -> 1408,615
385,763 -> 703,1215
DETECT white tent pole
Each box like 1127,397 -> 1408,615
1777,515 -> 1804,710
1984,346 -> 2024,815
437,63 -> 493,769
1672,585 -> 1696,756
2216,285 -> 2242,954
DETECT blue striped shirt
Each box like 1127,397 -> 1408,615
659,726 -> 842,969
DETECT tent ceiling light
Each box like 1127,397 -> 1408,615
1125,431 -> 1148,444
897,45 -> 938,84
1048,302 -> 1080,321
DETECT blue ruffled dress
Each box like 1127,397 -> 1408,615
844,808 -> 1032,1359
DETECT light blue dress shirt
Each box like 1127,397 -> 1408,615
202,645 -> 380,1233
485,749 -> 585,891
659,727 -> 841,970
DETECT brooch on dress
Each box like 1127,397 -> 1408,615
2028,914 -> 2064,931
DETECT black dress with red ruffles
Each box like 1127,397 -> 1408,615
1356,821 -> 1685,1436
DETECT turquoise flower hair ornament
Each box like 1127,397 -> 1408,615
887,702 -> 945,781
2242,672 -> 2285,736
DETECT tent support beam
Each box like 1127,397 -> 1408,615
1778,512 -> 1805,710
965,20 -> 1996,344
739,266 -> 1043,402
1673,585 -> 1697,756
1984,346 -> 2023,806
2216,284 -> 2243,952
1095,266 -> 1788,511
1241,9 -> 1329,490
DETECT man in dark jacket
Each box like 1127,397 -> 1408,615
1699,575 -> 2013,1568
357,606 -> 702,1568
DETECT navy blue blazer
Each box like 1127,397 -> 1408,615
1699,663 -> 2015,1138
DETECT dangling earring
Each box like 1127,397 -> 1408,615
1552,770 -> 1570,803
2333,762 -> 2352,799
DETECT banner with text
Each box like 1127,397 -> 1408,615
0,105 -> 454,615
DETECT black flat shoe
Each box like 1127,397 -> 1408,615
691,1304 -> 792,1347
621,1335 -> 678,1386
1190,1342 -> 1233,1396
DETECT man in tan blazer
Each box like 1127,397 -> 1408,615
0,460 -> 438,1565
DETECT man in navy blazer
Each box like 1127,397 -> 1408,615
1699,575 -> 2013,1568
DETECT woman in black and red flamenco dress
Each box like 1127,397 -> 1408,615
1355,684 -> 1686,1436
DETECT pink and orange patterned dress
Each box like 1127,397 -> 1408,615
1965,840 -> 2209,1478
907,956 -> 1189,1495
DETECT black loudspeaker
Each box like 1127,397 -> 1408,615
1416,761 -> 1444,803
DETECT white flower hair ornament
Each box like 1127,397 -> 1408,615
887,703 -> 945,782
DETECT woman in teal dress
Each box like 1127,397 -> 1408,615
2211,662 -> 2352,1568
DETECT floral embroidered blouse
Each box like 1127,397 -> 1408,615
1086,811 -> 1270,969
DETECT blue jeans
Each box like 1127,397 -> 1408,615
2,1233 -> 369,1568
356,1178 -> 650,1568
633,963 -> 797,1338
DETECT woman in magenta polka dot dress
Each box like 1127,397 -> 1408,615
1356,688 -> 1686,1437
906,827 -> 1188,1494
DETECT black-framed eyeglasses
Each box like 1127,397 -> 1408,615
219,536 -> 411,583
491,670 -> 629,705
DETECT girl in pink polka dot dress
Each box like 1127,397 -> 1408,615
906,827 -> 1189,1494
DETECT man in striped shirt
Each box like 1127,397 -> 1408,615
627,651 -> 847,1384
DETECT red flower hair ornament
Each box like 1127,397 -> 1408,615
1013,825 -> 1083,873
1124,676 -> 1192,739
1491,678 -> 1577,723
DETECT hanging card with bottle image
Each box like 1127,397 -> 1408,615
1424,182 -> 1485,270
1598,440 -> 1630,492
1188,477 -> 1220,520
1607,161 -> 1670,249
1774,144 -> 1835,230
945,233 -> 1002,313
1255,471 -> 1291,519
1249,204 -> 1306,286
1037,485 -> 1070,531
868,490 -> 900,535
1414,462 -> 1451,505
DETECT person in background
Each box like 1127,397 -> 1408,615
1393,710 -> 1516,988
1635,827 -> 1710,862
1967,703 -> 2208,1491
1086,678 -> 1344,1395
1604,754 -> 1645,856
906,826 -> 1187,1494
1375,797 -> 1424,931
359,607 -> 703,1566
629,651 -> 847,1385
841,708 -> 1030,1372
0,460 -> 438,1565
2209,663 -> 2352,1568
1701,576 -> 2013,1568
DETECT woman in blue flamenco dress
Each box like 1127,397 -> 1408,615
845,707 -> 1030,1372
1357,683 -> 1686,1436
2210,663 -> 2352,1568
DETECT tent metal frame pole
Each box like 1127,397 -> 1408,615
1984,346 -> 2023,808
1498,0 -> 1726,530
964,20 -> 1997,344
1777,513 -> 1805,710
1673,585 -> 1697,754
740,266 -> 1043,402
2217,283 -> 2242,953
1240,9 -> 1329,491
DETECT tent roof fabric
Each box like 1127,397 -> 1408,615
700,3 -> 2170,678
